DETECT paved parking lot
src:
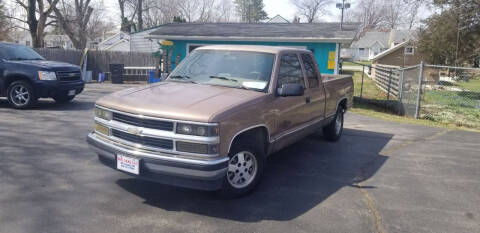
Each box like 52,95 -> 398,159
1,83 -> 479,233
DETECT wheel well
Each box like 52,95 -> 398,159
338,98 -> 347,112
2,76 -> 31,94
229,126 -> 270,155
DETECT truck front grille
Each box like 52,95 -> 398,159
112,112 -> 174,131
56,71 -> 81,82
112,129 -> 174,150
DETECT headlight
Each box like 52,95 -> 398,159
38,71 -> 57,80
176,123 -> 219,136
95,107 -> 112,121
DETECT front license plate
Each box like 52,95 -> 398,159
68,90 -> 76,96
117,154 -> 139,175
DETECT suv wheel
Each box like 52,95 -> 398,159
7,80 -> 37,109
219,137 -> 265,198
53,94 -> 75,103
323,107 -> 344,141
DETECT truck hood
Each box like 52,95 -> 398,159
8,60 -> 79,70
96,82 -> 267,122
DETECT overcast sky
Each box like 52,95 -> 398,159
98,0 -> 434,26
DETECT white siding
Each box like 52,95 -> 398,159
130,29 -> 162,53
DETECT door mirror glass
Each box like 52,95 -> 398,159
277,83 -> 304,97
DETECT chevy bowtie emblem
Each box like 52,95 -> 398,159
127,127 -> 142,135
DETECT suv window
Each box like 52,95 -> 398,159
301,54 -> 319,88
277,53 -> 305,88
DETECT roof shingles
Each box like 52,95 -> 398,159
148,23 -> 359,41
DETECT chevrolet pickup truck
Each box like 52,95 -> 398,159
0,42 -> 84,109
87,45 -> 353,197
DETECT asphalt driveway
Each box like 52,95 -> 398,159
0,83 -> 479,233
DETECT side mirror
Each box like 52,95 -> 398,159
277,83 -> 304,97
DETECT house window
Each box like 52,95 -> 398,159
26,41 -> 30,46
359,48 -> 366,56
405,46 -> 414,55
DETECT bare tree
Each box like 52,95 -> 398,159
354,0 -> 386,30
290,0 -> 331,23
49,0 -> 94,49
383,0 -> 404,29
0,0 -> 10,40
8,0 -> 59,47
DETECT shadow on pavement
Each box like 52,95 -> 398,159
116,128 -> 392,222
0,97 -> 94,111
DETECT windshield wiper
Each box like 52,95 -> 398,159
209,76 -> 239,83
169,75 -> 197,83
209,76 -> 261,91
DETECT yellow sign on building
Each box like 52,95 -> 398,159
328,51 -> 336,70
161,40 -> 174,46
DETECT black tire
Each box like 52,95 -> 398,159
7,80 -> 37,109
218,136 -> 265,198
53,94 -> 75,103
323,107 -> 344,141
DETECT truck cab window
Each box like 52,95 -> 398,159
277,53 -> 305,88
301,54 -> 319,88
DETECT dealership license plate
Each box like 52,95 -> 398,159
68,90 -> 76,96
117,154 -> 139,175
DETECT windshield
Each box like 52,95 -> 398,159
0,45 -> 45,61
167,50 -> 275,92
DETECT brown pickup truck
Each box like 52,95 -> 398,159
87,45 -> 353,197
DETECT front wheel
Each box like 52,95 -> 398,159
7,80 -> 37,109
323,107 -> 344,141
219,138 -> 265,198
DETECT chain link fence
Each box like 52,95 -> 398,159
344,62 -> 480,129
417,64 -> 480,128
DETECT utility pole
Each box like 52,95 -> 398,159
336,0 -> 350,30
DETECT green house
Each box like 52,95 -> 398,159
146,23 -> 359,74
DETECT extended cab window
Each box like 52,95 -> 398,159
301,54 -> 319,88
277,53 -> 305,88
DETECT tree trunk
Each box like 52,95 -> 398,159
137,0 -> 143,31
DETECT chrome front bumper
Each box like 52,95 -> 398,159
87,132 -> 228,190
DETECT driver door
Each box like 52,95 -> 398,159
271,53 -> 310,140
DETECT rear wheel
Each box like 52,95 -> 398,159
7,80 -> 37,109
53,94 -> 75,103
219,137 -> 265,198
323,107 -> 344,141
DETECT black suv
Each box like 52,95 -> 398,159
0,42 -> 84,109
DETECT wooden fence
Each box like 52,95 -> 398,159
34,48 -> 157,81
373,64 -> 401,98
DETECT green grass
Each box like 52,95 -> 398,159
421,87 -> 480,129
348,71 -> 480,131
343,61 -> 372,66
351,71 -> 387,100
455,76 -> 480,91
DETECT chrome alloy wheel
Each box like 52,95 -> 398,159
227,151 -> 258,189
335,111 -> 343,135
10,84 -> 30,106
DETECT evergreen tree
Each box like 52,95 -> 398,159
418,0 -> 480,65
234,0 -> 268,23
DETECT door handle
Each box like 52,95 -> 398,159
305,97 -> 311,104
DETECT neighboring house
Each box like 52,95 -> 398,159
7,30 -> 74,49
96,32 -> 130,51
266,15 -> 290,23
44,34 -> 74,49
346,30 -> 415,61
129,27 -> 165,53
9,30 -> 32,47
371,40 -> 426,67
146,23 -> 359,74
